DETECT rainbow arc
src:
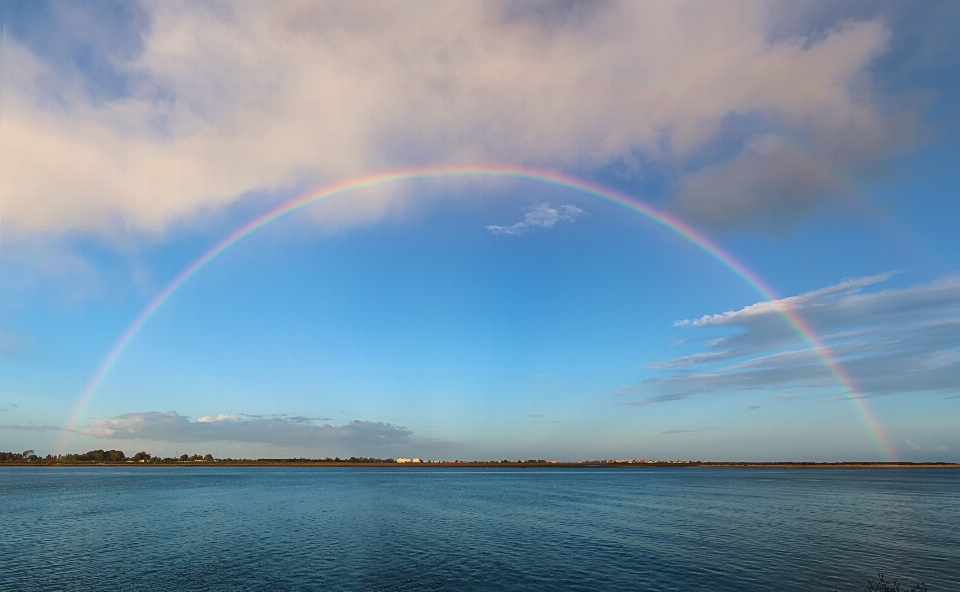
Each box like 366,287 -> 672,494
58,165 -> 896,460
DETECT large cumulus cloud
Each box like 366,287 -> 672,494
0,1 -> 924,234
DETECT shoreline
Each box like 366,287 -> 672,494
3,462 -> 958,469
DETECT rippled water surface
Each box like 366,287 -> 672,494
1,467 -> 958,591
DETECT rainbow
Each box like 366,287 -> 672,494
58,164 -> 897,460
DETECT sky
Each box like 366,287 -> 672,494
1,0 -> 959,462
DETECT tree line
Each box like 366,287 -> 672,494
0,450 -> 217,464
0,451 -> 411,464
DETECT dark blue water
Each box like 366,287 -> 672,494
1,468 -> 957,591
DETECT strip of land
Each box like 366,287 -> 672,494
2,451 -> 957,469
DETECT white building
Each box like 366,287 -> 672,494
397,457 -> 411,464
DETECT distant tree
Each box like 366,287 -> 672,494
180,454 -> 189,461
132,451 -> 151,462
203,454 -> 213,462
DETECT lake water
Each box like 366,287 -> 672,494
1,467 -> 957,591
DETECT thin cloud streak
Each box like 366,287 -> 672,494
617,275 -> 960,405
661,427 -> 724,435
1,423 -> 63,432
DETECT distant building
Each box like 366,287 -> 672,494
397,457 -> 411,463
547,460 -> 557,464
412,458 -> 421,463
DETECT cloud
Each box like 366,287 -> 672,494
80,411 -> 455,455
771,392 -> 799,400
0,404 -> 19,412
236,412 -> 330,421
618,274 -> 960,405
487,203 -> 583,235
0,233 -> 107,305
661,427 -> 723,435
524,414 -> 546,418
0,423 -> 62,432
904,439 -> 952,454
673,113 -> 919,232
196,414 -> 238,423
0,2 -> 920,234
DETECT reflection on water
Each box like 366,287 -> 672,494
1,467 -> 957,591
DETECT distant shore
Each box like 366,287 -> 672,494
3,461 -> 958,468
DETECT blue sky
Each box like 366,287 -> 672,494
1,0 -> 958,461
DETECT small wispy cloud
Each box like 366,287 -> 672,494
749,405 -> 763,410
771,392 -> 799,400
238,412 -> 333,422
661,427 -> 723,435
0,404 -> 19,412
486,203 -> 583,235
1,423 -> 62,432
904,438 -> 951,454
614,393 -> 687,407
524,414 -> 546,418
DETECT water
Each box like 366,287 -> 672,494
1,467 -> 957,591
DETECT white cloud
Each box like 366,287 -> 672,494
616,274 -> 960,404
487,203 -> 583,235
196,414 -> 238,423
0,2 -> 911,234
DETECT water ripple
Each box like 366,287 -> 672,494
1,467 -> 957,591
